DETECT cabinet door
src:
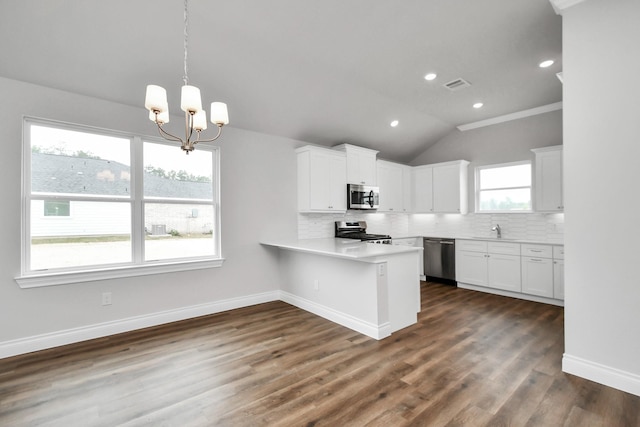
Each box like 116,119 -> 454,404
488,254 -> 521,292
308,151 -> 332,210
402,166 -> 412,212
328,153 -> 347,211
308,151 -> 346,211
553,259 -> 565,299
377,162 -> 402,212
456,251 -> 488,286
521,257 -> 554,297
412,167 -> 433,213
347,152 -> 377,185
535,148 -> 563,211
433,164 -> 461,213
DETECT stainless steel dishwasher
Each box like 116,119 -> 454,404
423,238 -> 456,283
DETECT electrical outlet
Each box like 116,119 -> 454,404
313,279 -> 319,291
101,292 -> 112,306
378,264 -> 386,277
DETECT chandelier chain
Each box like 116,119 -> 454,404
183,0 -> 189,86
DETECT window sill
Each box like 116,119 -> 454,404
15,258 -> 225,288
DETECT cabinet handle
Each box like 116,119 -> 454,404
530,250 -> 543,253
530,258 -> 543,262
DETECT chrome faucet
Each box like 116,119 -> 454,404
492,224 -> 502,238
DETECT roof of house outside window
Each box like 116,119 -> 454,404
31,153 -> 213,200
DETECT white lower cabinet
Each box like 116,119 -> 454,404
521,244 -> 554,297
456,239 -> 564,304
456,250 -> 489,286
488,253 -> 522,292
455,240 -> 521,292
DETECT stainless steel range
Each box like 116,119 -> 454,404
334,221 -> 392,244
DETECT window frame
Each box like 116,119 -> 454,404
475,160 -> 533,213
17,117 -> 223,288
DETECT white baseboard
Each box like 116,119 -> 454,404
457,282 -> 564,307
0,291 -> 280,359
563,353 -> 640,397
279,291 -> 391,340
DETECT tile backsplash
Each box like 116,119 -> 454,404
298,212 -> 564,243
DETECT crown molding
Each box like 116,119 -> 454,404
457,102 -> 563,132
549,0 -> 589,14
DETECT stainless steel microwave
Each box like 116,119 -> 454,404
347,184 -> 379,210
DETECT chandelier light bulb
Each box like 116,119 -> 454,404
181,85 -> 203,113
193,110 -> 207,131
149,110 -> 170,124
211,102 -> 229,125
145,85 -> 168,113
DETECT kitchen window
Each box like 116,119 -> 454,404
18,117 -> 222,288
476,161 -> 532,212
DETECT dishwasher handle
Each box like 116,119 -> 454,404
424,239 -> 454,245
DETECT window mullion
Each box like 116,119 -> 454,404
132,136 -> 144,264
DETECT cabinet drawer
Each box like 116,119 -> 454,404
553,246 -> 565,260
456,239 -> 487,253
522,244 -> 552,259
488,241 -> 520,256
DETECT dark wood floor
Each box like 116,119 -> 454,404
1,282 -> 639,426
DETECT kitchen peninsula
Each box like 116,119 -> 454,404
261,238 -> 422,339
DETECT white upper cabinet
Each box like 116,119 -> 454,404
412,160 -> 469,214
377,160 -> 410,212
333,144 -> 378,185
532,145 -> 563,212
297,146 -> 347,212
412,166 -> 434,213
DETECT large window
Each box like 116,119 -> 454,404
19,117 -> 221,286
476,161 -> 532,212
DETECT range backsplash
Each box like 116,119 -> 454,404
298,212 -> 564,244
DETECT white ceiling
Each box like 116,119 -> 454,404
0,0 -> 562,163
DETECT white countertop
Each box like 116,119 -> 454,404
391,235 -> 563,245
261,238 -> 422,261
455,237 -> 564,246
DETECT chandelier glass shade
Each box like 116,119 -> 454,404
144,0 -> 229,153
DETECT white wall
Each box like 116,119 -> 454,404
561,0 -> 640,396
0,77 -> 300,353
411,110 -> 563,209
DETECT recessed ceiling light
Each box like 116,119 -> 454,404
424,73 -> 437,81
539,59 -> 554,68
390,120 -> 399,127
473,102 -> 484,109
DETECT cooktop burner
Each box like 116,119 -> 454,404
334,221 -> 391,241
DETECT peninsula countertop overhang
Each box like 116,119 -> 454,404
260,238 -> 422,261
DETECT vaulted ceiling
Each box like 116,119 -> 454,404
0,0 -> 562,163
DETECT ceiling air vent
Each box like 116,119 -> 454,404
443,78 -> 471,91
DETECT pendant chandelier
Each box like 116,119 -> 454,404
144,0 -> 229,154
